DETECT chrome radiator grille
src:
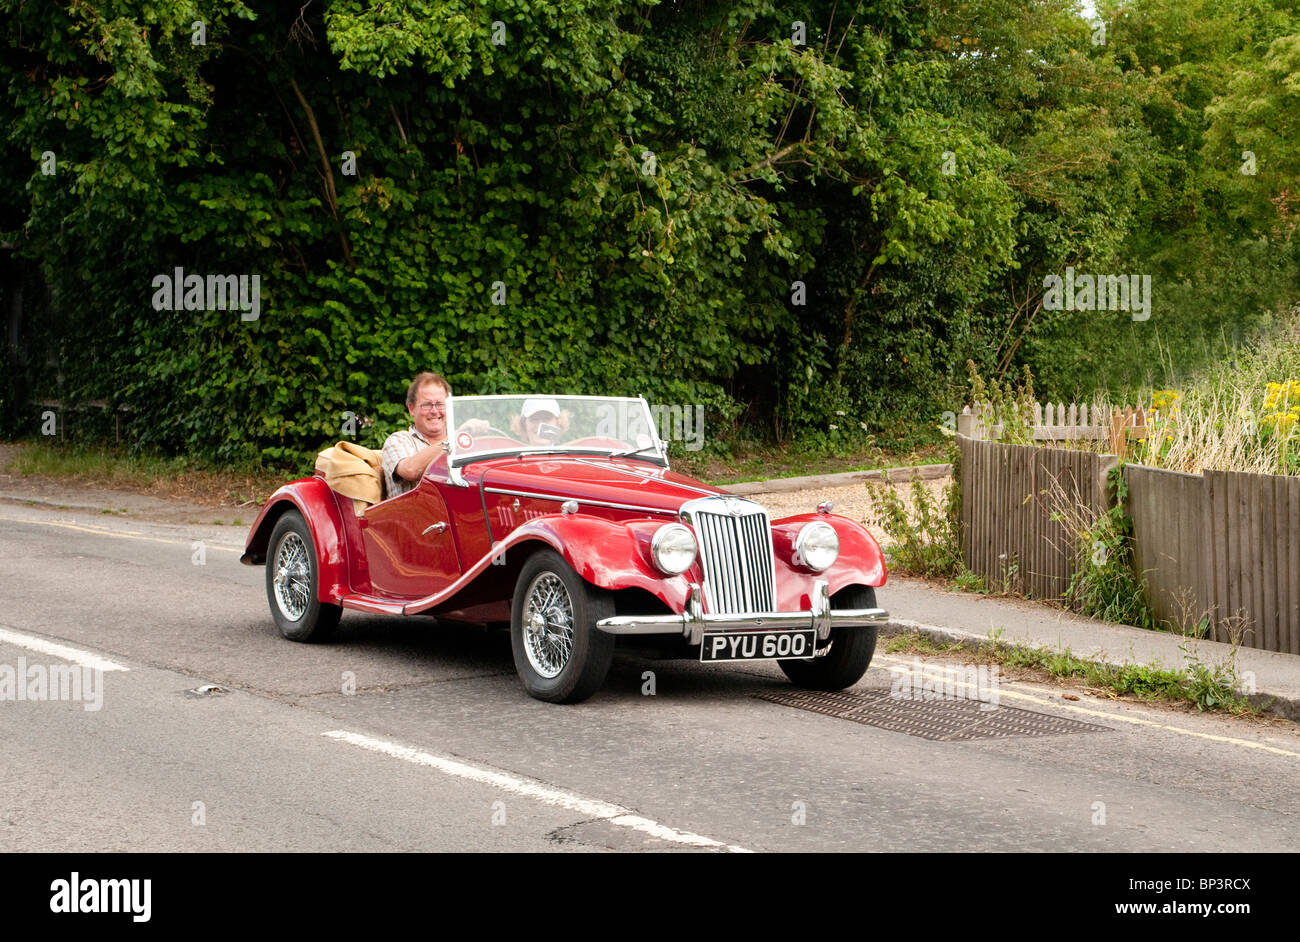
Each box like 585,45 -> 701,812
684,498 -> 776,615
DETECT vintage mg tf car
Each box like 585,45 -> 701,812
242,395 -> 889,703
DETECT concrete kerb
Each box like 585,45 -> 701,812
725,462 -> 950,496
0,487 -> 241,529
0,489 -> 219,519
878,618 -> 1300,722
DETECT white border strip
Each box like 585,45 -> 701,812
323,729 -> 751,852
0,626 -> 129,672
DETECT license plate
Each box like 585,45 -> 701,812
700,629 -> 817,663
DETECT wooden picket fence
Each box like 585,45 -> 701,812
958,401 -> 1150,455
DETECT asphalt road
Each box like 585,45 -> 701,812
2,502 -> 1298,853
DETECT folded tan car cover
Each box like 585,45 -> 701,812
314,441 -> 384,513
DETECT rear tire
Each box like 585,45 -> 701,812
265,510 -> 342,643
779,586 -> 878,691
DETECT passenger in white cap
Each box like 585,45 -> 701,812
511,397 -> 569,445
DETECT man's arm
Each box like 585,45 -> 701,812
381,430 -> 440,493
394,442 -> 444,482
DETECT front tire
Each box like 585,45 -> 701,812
779,585 -> 878,690
510,549 -> 615,703
265,510 -> 342,642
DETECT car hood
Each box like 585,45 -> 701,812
471,455 -> 730,514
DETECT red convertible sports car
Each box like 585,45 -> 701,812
242,395 -> 889,702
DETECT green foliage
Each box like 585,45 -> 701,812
966,360 -> 1037,444
1021,0 -> 1300,400
1129,322 -> 1300,475
887,627 -> 1255,713
1180,649 -> 1249,712
953,568 -> 987,593
0,0 -> 1296,464
868,442 -> 964,578
883,631 -> 967,657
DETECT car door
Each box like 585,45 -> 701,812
360,481 -> 461,599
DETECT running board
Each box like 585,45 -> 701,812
339,595 -> 408,616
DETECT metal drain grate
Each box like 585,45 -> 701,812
755,688 -> 1111,741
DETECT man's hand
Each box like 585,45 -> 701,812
458,418 -> 490,435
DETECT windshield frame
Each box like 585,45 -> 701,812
443,394 -> 669,482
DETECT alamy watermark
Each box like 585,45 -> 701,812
889,658 -> 1000,710
594,402 -> 705,451
50,873 -> 150,922
0,657 -> 103,711
151,267 -> 261,321
1042,266 -> 1152,321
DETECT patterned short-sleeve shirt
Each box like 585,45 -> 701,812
380,426 -> 433,498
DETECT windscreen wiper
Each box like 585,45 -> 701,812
610,444 -> 665,462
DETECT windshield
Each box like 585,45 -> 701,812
445,395 -> 666,468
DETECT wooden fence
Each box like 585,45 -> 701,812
1129,466 -> 1300,651
958,434 -> 1117,600
959,433 -> 1300,653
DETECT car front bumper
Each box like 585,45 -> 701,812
594,579 -> 888,646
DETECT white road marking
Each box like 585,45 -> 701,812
0,514 -> 241,551
0,625 -> 129,672
876,653 -> 1300,759
323,729 -> 752,852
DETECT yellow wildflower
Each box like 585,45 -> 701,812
1263,412 -> 1299,435
1264,380 -> 1300,411
1151,389 -> 1181,413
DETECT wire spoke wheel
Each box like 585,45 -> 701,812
510,549 -> 615,703
264,510 -> 341,643
273,531 -> 311,621
521,572 -> 575,679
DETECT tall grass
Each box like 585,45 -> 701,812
976,316 -> 1300,474
1044,463 -> 1159,629
1130,320 -> 1300,476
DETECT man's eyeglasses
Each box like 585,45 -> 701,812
416,401 -> 447,414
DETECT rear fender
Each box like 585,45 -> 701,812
240,477 -> 349,604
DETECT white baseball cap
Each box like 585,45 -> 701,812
521,398 -> 561,419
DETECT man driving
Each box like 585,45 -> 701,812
381,372 -> 452,498
512,397 -> 568,445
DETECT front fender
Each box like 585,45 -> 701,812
771,513 -> 888,597
494,515 -> 692,612
241,477 -> 349,604
496,512 -> 887,614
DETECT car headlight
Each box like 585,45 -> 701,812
651,524 -> 697,575
794,521 -> 839,571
